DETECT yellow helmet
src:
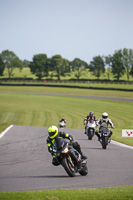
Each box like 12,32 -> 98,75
48,126 -> 58,139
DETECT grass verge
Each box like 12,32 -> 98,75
0,186 -> 133,200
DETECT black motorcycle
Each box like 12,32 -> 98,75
53,137 -> 88,177
100,127 -> 111,149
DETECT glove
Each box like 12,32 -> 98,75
51,149 -> 57,156
84,121 -> 86,125
69,136 -> 73,142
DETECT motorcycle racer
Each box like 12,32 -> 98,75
46,126 -> 87,166
83,112 -> 97,125
59,117 -> 66,128
59,117 -> 66,124
95,112 -> 114,141
83,112 -> 97,134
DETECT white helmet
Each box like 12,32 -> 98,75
102,112 -> 108,119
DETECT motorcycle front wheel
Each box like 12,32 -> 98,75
61,157 -> 75,177
88,129 -> 94,140
102,137 -> 108,149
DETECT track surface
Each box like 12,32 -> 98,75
0,125 -> 133,192
1,91 -> 133,102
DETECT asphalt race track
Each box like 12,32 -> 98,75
0,125 -> 133,192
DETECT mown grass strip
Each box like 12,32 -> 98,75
0,186 -> 133,200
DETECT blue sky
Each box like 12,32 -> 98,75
0,0 -> 133,63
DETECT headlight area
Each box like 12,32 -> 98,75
62,147 -> 69,153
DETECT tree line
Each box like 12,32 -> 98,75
0,48 -> 133,81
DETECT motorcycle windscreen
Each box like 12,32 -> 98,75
89,119 -> 94,123
54,138 -> 67,152
101,127 -> 110,135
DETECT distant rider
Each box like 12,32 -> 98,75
95,112 -> 114,141
59,117 -> 66,128
46,125 -> 87,166
59,117 -> 66,124
83,112 -> 97,134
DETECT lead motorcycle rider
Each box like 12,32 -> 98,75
95,112 -> 115,142
46,126 -> 87,166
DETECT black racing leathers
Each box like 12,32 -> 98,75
46,131 -> 73,154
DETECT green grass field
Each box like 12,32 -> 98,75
0,186 -> 133,200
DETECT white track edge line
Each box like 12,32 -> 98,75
0,125 -> 14,139
111,140 -> 133,149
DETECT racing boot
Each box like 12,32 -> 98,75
72,141 -> 87,160
84,128 -> 87,134
80,152 -> 87,160
95,131 -> 101,141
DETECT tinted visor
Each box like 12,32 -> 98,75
49,131 -> 56,137
102,115 -> 107,119
89,112 -> 93,116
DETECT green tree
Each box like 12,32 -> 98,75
71,58 -> 81,71
0,56 -> 5,76
121,48 -> 133,81
61,58 -> 70,76
111,50 -> 125,81
51,55 -> 70,80
29,54 -> 48,80
130,65 -> 133,77
104,55 -> 112,80
0,50 -> 23,78
71,58 -> 88,80
88,56 -> 105,79
23,59 -> 30,67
